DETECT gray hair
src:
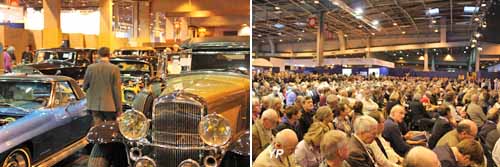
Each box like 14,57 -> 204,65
320,130 -> 348,161
353,115 -> 378,134
412,93 -> 422,101
252,97 -> 260,107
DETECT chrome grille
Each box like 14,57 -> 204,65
152,101 -> 204,166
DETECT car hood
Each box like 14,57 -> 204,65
0,107 -> 29,117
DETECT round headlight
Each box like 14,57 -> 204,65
125,91 -> 136,102
118,110 -> 149,140
198,113 -> 232,147
177,159 -> 200,167
134,156 -> 156,167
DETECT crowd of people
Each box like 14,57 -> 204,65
252,71 -> 500,167
0,42 -> 35,73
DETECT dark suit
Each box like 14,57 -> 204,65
428,117 -> 453,149
347,135 -> 376,167
382,118 -> 411,156
433,145 -> 458,167
479,120 -> 496,144
408,100 -> 434,131
83,59 -> 122,113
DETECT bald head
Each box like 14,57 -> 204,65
403,146 -> 440,167
471,94 -> 479,103
261,109 -> 279,129
275,129 -> 299,157
457,119 -> 478,140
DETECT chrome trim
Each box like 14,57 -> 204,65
129,147 -> 142,161
203,155 -> 218,167
32,137 -> 89,167
134,156 -> 156,167
177,159 -> 200,167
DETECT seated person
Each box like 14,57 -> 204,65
433,139 -> 484,167
435,119 -> 478,148
428,105 -> 455,149
382,105 -> 425,156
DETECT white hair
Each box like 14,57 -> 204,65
353,115 -> 378,134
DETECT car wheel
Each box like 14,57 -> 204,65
1,147 -> 31,167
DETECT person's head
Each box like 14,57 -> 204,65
389,91 -> 400,101
302,96 -> 314,112
403,146 -> 440,167
437,104 -> 451,117
252,98 -> 261,114
25,45 -> 32,51
261,96 -> 271,109
337,102 -> 351,117
326,94 -> 339,107
368,111 -> 385,135
456,119 -> 478,141
260,109 -> 279,129
304,122 -> 330,147
314,106 -> 334,123
471,93 -> 479,104
97,47 -> 111,57
274,129 -> 299,157
412,93 -> 422,101
487,107 -> 499,122
295,95 -> 305,108
455,139 -> 484,166
271,97 -> 283,112
389,105 -> 406,123
353,115 -> 378,144
284,106 -> 301,123
445,91 -> 456,103
320,130 -> 350,163
353,100 -> 363,114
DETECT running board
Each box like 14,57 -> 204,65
33,137 -> 89,167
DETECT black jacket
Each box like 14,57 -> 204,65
428,117 -> 453,149
382,118 -> 411,156
433,145 -> 458,167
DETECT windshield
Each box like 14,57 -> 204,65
0,81 -> 52,110
35,51 -> 76,63
191,54 -> 250,71
111,61 -> 151,73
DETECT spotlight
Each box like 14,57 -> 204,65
474,17 -> 480,22
432,20 -> 437,24
371,32 -> 375,36
314,0 -> 320,4
279,39 -> 283,42
393,22 -> 398,26
434,29 -> 439,33
275,6 -> 280,10
475,33 -> 481,38
402,31 -> 406,34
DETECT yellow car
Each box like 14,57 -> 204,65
109,58 -> 153,106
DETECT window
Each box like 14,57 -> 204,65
54,82 -> 77,106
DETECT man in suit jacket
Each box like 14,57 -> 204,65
433,139 -> 484,167
436,119 -> 478,148
466,94 -> 487,127
428,106 -> 454,149
253,129 -> 298,167
347,116 -> 378,167
85,47 -> 124,167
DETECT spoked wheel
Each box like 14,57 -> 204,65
2,147 -> 31,167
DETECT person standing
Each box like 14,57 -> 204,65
84,47 -> 124,167
6,45 -> 16,65
21,45 -> 34,64
1,44 -> 12,73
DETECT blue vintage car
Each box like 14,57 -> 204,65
0,74 -> 91,167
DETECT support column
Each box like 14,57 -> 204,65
431,54 -> 436,71
440,17 -> 447,43
316,11 -> 325,66
153,12 -> 161,42
366,37 -> 371,58
424,48 -> 429,71
42,0 -> 62,48
98,0 -> 113,49
337,31 -> 346,51
475,48 -> 480,73
137,1 -> 151,46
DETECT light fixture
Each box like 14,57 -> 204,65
371,20 -> 379,26
478,47 -> 483,51
426,8 -> 440,16
481,3 -> 487,7
465,46 -> 469,49
371,32 -> 375,36
402,31 -> 406,34
393,22 -> 398,26
464,51 -> 467,53
471,44 -> 476,48
279,39 -> 283,42
444,54 -> 455,61
475,32 -> 481,38
418,56 -> 425,60
258,34 -> 262,37
300,0 -> 306,3
474,17 -> 480,22
298,37 -> 302,41
355,8 -> 364,15
472,39 -> 477,43
344,34 -> 348,37
433,48 -> 437,51
432,20 -> 437,24
434,29 -> 439,33
314,0 -> 320,4
275,6 -> 280,10
274,23 -> 285,29
301,29 -> 305,33
482,23 -> 487,28
399,57 -> 404,60
358,25 -> 363,28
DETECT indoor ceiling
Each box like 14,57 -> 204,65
253,0 -> 493,43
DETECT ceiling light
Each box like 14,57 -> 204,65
406,54 -> 409,57
464,6 -> 479,13
300,0 -> 306,3
475,32 -> 481,38
279,39 -> 283,42
464,51 -> 467,53
465,46 -> 469,49
278,32 -> 282,36
399,51 -> 403,53
252,25 -> 256,29
402,31 -> 406,34
399,57 -> 404,60
371,20 -> 379,26
355,8 -> 364,15
434,29 -> 439,33
472,39 -> 477,43
426,8 -> 440,16
275,6 -> 281,10
432,20 -> 437,24
314,0 -> 320,4
471,44 -> 476,48
301,29 -> 305,33
371,32 -> 375,36
481,3 -> 487,7
294,22 -> 307,26
298,37 -> 302,41
478,47 -> 483,51
393,22 -> 398,26
261,40 -> 265,43
482,23 -> 487,28
274,23 -> 285,29
358,25 -> 363,28
258,34 -> 262,37
474,17 -> 480,22
433,49 -> 437,51
419,56 -> 425,60
344,34 -> 348,37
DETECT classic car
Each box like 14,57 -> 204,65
13,48 -> 97,80
109,57 -> 154,105
119,71 -> 250,167
0,74 -> 91,167
113,47 -> 156,57
167,36 -> 250,73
